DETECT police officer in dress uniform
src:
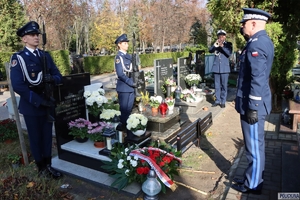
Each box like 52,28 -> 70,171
10,21 -> 63,179
232,8 -> 274,194
209,30 -> 232,108
114,34 -> 138,139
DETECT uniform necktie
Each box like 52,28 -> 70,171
33,50 -> 40,57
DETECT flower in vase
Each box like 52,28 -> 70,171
126,113 -> 148,132
100,109 -> 121,122
84,88 -> 108,117
87,121 -> 113,142
165,96 -> 175,106
184,74 -> 202,87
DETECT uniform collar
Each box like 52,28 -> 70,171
119,50 -> 127,55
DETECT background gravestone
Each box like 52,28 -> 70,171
154,58 -> 173,97
195,50 -> 205,79
177,57 -> 189,90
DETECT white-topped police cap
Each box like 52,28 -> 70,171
217,30 -> 226,35
17,21 -> 41,37
240,8 -> 271,23
114,34 -> 129,44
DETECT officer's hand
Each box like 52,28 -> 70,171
132,83 -> 138,88
44,74 -> 54,83
40,99 -> 55,108
246,109 -> 258,125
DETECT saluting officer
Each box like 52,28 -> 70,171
209,30 -> 233,108
232,8 -> 274,194
10,21 -> 62,179
114,34 -> 138,139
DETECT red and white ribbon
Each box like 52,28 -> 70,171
130,147 -> 181,191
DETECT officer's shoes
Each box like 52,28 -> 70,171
232,177 -> 244,185
231,183 -> 262,194
39,165 -> 62,179
211,103 -> 220,107
220,104 -> 226,108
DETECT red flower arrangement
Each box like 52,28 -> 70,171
101,141 -> 182,193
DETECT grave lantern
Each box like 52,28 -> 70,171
142,169 -> 161,200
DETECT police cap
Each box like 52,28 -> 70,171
217,30 -> 226,36
17,21 -> 41,37
115,34 -> 129,44
240,8 -> 271,23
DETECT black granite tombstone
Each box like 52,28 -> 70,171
53,73 -> 109,172
177,57 -> 189,90
154,58 -> 173,97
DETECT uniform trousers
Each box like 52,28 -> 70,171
240,114 -> 266,190
214,73 -> 229,104
23,115 -> 53,162
118,92 -> 134,126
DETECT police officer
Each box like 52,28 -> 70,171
209,30 -> 232,108
232,8 -> 274,194
114,34 -> 137,139
10,21 -> 63,179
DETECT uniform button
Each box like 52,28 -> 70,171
255,104 -> 258,106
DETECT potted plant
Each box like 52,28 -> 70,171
149,95 -> 163,113
83,88 -> 108,119
88,121 -> 113,148
7,154 -> 21,168
126,113 -> 148,136
165,96 -> 175,111
0,119 -> 18,143
68,118 -> 91,142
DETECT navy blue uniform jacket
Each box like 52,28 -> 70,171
10,48 -> 62,116
235,30 -> 274,115
209,41 -> 232,73
115,51 -> 134,92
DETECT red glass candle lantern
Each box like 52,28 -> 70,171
159,100 -> 168,115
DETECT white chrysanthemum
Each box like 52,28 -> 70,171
134,156 -> 138,160
91,91 -> 100,97
86,97 -> 95,106
125,169 -> 130,176
141,118 -> 147,126
119,159 -> 124,163
127,156 -> 131,161
130,160 -> 137,167
117,162 -> 124,169
83,91 -> 91,98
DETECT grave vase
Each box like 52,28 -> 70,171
159,100 -> 168,115
166,85 -> 171,97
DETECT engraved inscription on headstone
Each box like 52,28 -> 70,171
177,57 -> 189,90
53,73 -> 90,146
154,58 -> 173,96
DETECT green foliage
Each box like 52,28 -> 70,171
0,119 -> 18,142
0,0 -> 25,52
48,50 -> 71,76
7,154 -> 21,164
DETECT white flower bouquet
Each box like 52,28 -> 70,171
184,74 -> 202,86
100,109 -> 121,122
126,113 -> 148,132
83,88 -> 108,117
